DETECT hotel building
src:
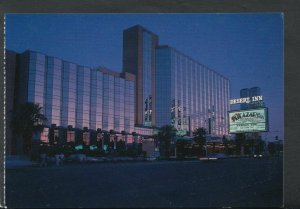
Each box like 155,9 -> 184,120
123,25 -> 158,128
240,87 -> 265,110
6,25 -> 231,154
155,46 -> 230,136
8,51 -> 135,147
123,25 -> 230,137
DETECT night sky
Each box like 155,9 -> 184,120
5,14 -> 284,141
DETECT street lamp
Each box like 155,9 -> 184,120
204,119 -> 208,158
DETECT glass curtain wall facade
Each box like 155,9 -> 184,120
16,50 -> 135,133
240,88 -> 250,110
27,52 -> 46,107
61,62 -> 77,127
100,69 -> 136,133
142,31 -> 153,127
90,69 -> 103,130
156,46 -> 230,137
124,77 -> 135,134
123,25 -> 158,127
76,66 -> 91,128
45,57 -> 62,126
114,77 -> 125,132
102,73 -> 114,131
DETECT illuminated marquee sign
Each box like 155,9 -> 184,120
230,96 -> 263,105
228,108 -> 268,133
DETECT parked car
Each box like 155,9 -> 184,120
68,154 -> 87,162
253,154 -> 263,158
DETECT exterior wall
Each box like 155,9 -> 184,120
142,31 -> 153,127
249,87 -> 265,108
5,50 -> 17,154
45,56 -> 62,126
15,51 -> 30,105
14,51 -> 135,134
28,52 -> 46,107
240,87 -> 265,109
102,73 -> 115,131
99,70 -> 136,133
123,25 -> 158,127
134,126 -> 154,136
155,47 -> 172,127
124,79 -> 135,134
156,46 -> 230,137
114,77 -> 125,132
240,88 -> 249,110
90,69 -> 103,130
122,72 -> 135,134
76,66 -> 91,128
61,62 -> 77,127
123,26 -> 141,126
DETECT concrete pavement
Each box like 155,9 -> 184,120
5,155 -> 38,169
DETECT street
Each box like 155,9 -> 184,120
6,157 -> 283,208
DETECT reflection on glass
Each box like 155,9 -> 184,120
156,47 -> 230,137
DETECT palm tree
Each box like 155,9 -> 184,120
11,102 -> 47,155
121,130 -> 128,150
102,130 -> 110,151
96,128 -> 103,150
109,129 -> 117,151
193,127 -> 206,157
157,125 -> 177,158
152,133 -> 159,148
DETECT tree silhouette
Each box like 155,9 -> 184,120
11,102 -> 47,154
157,125 -> 177,158
235,133 -> 246,155
193,127 -> 206,157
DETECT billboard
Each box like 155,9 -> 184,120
228,108 -> 268,133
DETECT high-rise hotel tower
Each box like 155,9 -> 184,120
156,46 -> 230,136
123,25 -> 230,136
9,50 -> 135,133
123,25 -> 158,127
6,24 -> 230,154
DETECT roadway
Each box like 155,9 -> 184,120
6,157 -> 283,208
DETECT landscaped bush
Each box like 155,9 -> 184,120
124,146 -> 138,157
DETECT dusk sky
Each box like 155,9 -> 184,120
5,14 -> 284,141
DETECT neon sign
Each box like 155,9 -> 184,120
230,96 -> 263,105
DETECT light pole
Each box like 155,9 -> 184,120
101,133 -> 104,150
204,119 -> 208,158
114,135 -> 117,150
206,105 -> 215,158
